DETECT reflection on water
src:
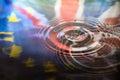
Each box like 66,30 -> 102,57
0,0 -> 120,80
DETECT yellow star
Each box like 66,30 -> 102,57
23,57 -> 35,67
0,32 -> 14,42
9,45 -> 22,58
8,12 -> 20,22
44,61 -> 57,73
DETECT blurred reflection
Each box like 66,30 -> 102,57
0,0 -> 120,80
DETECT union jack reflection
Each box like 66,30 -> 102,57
0,0 -> 120,80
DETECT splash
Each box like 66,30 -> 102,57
43,18 -> 120,73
